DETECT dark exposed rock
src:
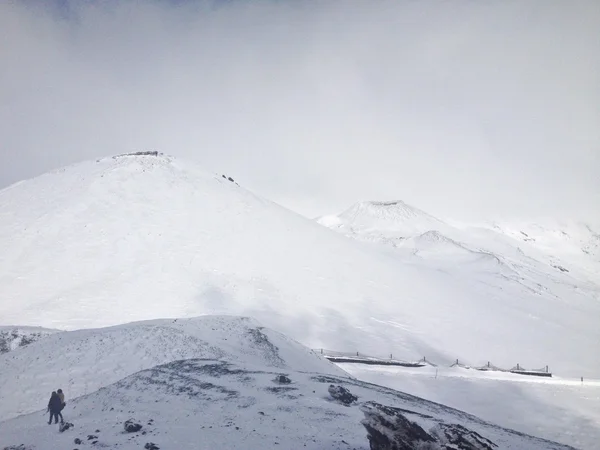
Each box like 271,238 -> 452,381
328,385 -> 358,406
74,438 -> 82,445
361,401 -> 497,450
3,446 -> 33,450
115,151 -> 159,158
274,375 -> 291,384
431,423 -> 497,450
124,420 -> 143,433
87,435 -> 98,440
361,402 -> 435,449
59,422 -> 74,432
145,443 -> 160,450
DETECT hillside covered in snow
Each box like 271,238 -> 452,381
1,153 -> 599,448
0,316 -> 575,450
1,153 -> 598,380
0,326 -> 59,354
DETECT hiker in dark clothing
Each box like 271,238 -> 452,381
56,388 -> 65,423
47,391 -> 62,424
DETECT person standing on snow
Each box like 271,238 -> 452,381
57,388 -> 66,422
47,391 -> 62,425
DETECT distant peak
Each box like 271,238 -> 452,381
341,199 -> 441,222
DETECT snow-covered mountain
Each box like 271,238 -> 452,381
0,316 -> 574,450
317,200 -> 450,246
316,199 -> 600,376
0,153 -> 598,380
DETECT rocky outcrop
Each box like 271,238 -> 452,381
431,423 -> 497,450
361,402 -> 497,450
328,385 -> 358,406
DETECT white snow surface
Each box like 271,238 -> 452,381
0,154 -> 598,378
0,316 -> 575,450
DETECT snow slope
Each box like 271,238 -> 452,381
0,315 -> 342,422
339,363 -> 600,450
0,326 -> 59,354
0,317 -> 574,450
0,153 -> 599,380
317,199 -> 600,379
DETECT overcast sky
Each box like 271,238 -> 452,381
1,0 -> 599,222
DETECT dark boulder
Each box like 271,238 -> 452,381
274,375 -> 291,384
59,422 -> 74,432
328,385 -> 358,406
74,438 -> 82,445
124,420 -> 143,433
144,443 -> 160,450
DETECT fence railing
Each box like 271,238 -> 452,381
313,349 -> 552,377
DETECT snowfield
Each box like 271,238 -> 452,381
0,154 -> 598,379
0,153 -> 598,448
0,316 -> 576,450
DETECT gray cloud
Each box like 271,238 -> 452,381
1,0 -> 599,222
